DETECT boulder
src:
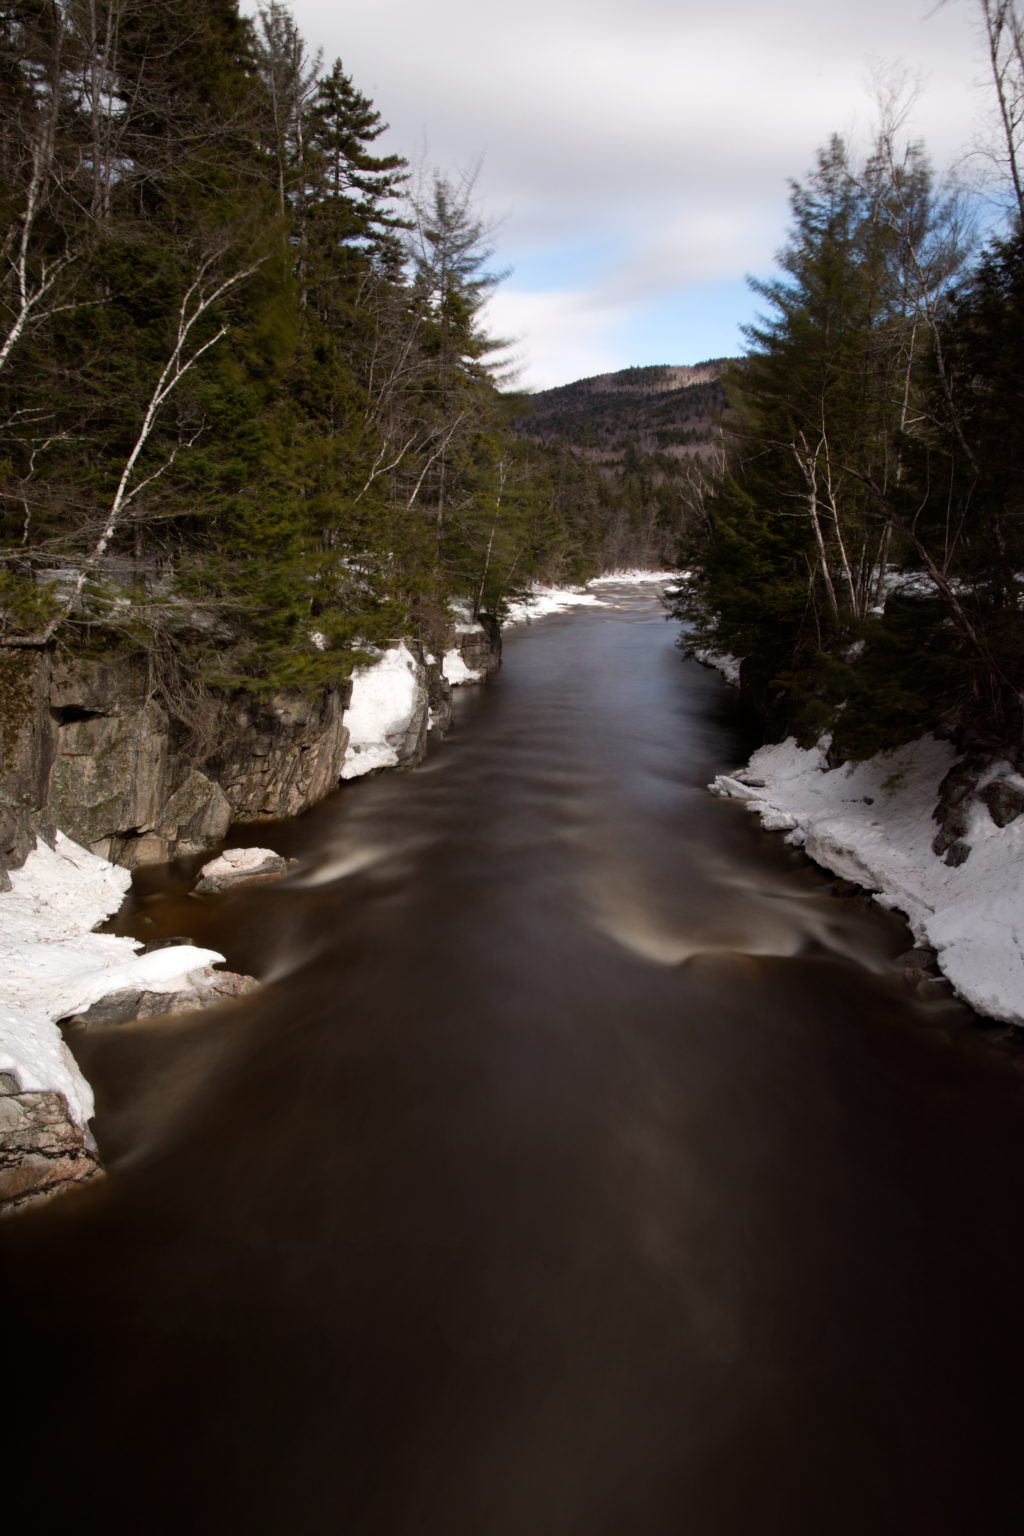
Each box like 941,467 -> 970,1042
0,1089 -> 102,1214
897,946 -> 938,970
979,779 -> 1024,828
65,968 -> 260,1026
129,834 -> 171,867
194,846 -> 288,894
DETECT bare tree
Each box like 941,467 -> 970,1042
977,0 -> 1024,223
1,244 -> 263,646
0,5 -> 78,382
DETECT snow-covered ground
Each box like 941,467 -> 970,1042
587,569 -> 678,585
503,569 -> 676,626
502,585 -> 604,626
0,834 -> 224,1126
710,736 -> 1024,1026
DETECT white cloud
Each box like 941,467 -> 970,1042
244,0 -> 997,386
482,289 -> 627,392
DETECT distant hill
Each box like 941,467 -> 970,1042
505,360 -> 735,466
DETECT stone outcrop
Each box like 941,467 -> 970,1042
426,659 -> 454,735
205,687 -> 350,821
0,1085 -> 102,1214
979,777 -> 1024,828
452,613 -> 502,678
0,647 -> 353,874
0,612 -> 499,879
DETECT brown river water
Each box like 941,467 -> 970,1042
3,582 -> 1024,1534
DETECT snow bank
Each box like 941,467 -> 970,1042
693,647 -> 742,686
710,735 -> 1024,1025
503,571 -> 679,627
0,834 -> 225,1126
587,569 -> 678,586
503,585 -> 603,627
341,643 -> 422,779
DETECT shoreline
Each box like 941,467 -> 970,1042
702,687 -> 1024,1030
0,571 -> 676,1204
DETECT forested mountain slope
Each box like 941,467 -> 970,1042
500,362 -> 732,576
508,362 -> 731,463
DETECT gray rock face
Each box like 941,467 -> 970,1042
49,698 -> 171,856
206,686 -> 350,820
0,647 -> 353,871
454,615 -> 502,677
392,659 -> 431,769
898,947 -> 938,970
426,661 -> 454,735
0,1089 -> 102,1214
0,623 -> 484,875
0,650 -> 59,886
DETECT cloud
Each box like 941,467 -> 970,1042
247,0 -> 995,386
482,288 -> 629,392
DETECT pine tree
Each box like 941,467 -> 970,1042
677,129 -> 974,750
307,59 -> 408,266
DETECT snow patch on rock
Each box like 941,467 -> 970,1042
693,648 -> 742,686
442,648 -> 483,685
0,833 -> 227,1126
341,643 -> 423,780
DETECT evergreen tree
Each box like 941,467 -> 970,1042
677,129 -> 974,751
307,59 -> 408,264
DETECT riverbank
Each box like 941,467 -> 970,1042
709,730 -> 1024,1029
8,568 -> 1023,1535
0,572 -> 676,1208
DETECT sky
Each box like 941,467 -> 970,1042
242,0 -> 999,390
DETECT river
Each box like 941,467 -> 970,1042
3,581 -> 1024,1534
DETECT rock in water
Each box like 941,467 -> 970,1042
0,1088 -> 102,1214
64,969 -> 261,1027
194,846 -> 288,894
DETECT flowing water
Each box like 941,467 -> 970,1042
4,583 -> 1024,1534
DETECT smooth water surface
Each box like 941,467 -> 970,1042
4,584 -> 1024,1534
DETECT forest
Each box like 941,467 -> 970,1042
0,0 -> 677,716
674,2 -> 1024,767
9,0 -> 1024,779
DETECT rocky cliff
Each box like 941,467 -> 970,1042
0,616 -> 501,884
